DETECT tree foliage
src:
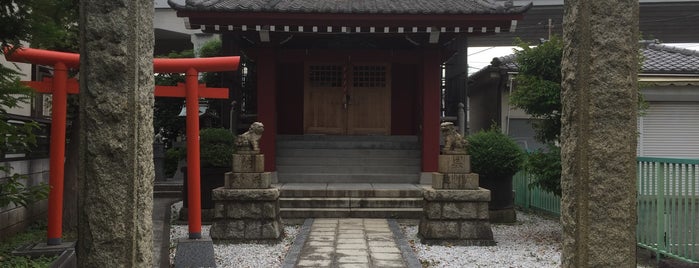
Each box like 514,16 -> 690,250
0,0 -> 78,207
509,37 -> 564,196
509,36 -> 646,197
510,36 -> 563,144
0,67 -> 47,207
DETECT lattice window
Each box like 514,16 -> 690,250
308,65 -> 343,87
353,65 -> 387,88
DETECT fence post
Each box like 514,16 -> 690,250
656,162 -> 665,262
457,102 -> 466,135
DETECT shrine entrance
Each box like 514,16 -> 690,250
303,62 -> 391,135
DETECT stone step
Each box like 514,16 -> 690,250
278,183 -> 424,198
277,135 -> 418,142
279,197 -> 424,208
276,165 -> 421,174
276,148 -> 421,158
277,140 -> 420,150
277,173 -> 420,184
276,157 -> 421,166
279,207 -> 423,219
153,182 -> 183,198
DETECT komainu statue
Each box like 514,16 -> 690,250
235,122 -> 264,153
441,122 -> 468,155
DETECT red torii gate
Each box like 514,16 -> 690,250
4,47 -> 240,244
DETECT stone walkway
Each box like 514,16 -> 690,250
283,218 -> 421,268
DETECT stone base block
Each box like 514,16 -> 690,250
432,172 -> 479,190
210,219 -> 283,240
232,154 -> 264,173
174,238 -> 216,268
423,200 -> 489,220
423,187 -> 491,202
438,155 -> 471,173
418,218 -> 494,243
214,200 -> 280,219
489,208 -> 517,223
212,187 -> 279,201
225,172 -> 271,189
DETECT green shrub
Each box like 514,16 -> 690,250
164,147 -> 185,178
525,145 -> 562,196
199,128 -> 234,168
0,221 -> 57,267
468,127 -> 525,179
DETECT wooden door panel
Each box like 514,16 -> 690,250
348,64 -> 391,135
305,87 -> 345,134
303,64 -> 346,134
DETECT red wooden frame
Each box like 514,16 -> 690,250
4,47 -> 239,243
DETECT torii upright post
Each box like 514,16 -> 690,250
46,62 -> 67,245
185,67 -> 202,238
153,57 -> 240,239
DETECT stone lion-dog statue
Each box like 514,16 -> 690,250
235,122 -> 264,153
441,122 -> 468,155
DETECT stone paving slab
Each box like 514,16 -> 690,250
284,218 -> 421,268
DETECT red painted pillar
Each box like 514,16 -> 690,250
185,68 -> 202,239
257,49 -> 277,171
422,50 -> 441,172
47,62 -> 67,245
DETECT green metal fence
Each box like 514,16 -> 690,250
512,171 -> 560,215
636,157 -> 698,263
512,157 -> 699,263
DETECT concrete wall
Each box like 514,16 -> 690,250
0,159 -> 50,240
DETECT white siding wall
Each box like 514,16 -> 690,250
638,102 -> 699,158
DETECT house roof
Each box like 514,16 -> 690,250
169,0 -> 532,15
643,42 -> 699,74
469,41 -> 699,82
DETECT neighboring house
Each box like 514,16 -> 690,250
467,40 -> 699,158
0,52 -> 51,239
154,0 -> 218,56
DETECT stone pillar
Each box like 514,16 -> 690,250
210,122 -> 283,240
419,154 -> 494,245
153,142 -> 166,181
560,1 -> 638,267
78,1 -> 154,267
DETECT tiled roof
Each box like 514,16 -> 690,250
470,41 -> 699,80
169,0 -> 532,15
643,42 -> 699,74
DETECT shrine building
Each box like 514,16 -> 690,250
169,0 -> 532,184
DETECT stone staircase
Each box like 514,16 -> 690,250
276,135 -> 424,218
276,135 -> 421,183
153,180 -> 183,198
277,183 -> 425,219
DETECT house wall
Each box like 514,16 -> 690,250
0,160 -> 50,240
638,84 -> 699,158
467,77 -> 500,134
1,48 -> 51,240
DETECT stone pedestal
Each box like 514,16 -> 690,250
209,153 -> 283,240
419,154 -> 494,245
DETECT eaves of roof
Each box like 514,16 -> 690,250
168,0 -> 533,15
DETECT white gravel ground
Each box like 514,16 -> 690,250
401,211 -> 562,268
168,202 -> 652,268
169,224 -> 300,268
